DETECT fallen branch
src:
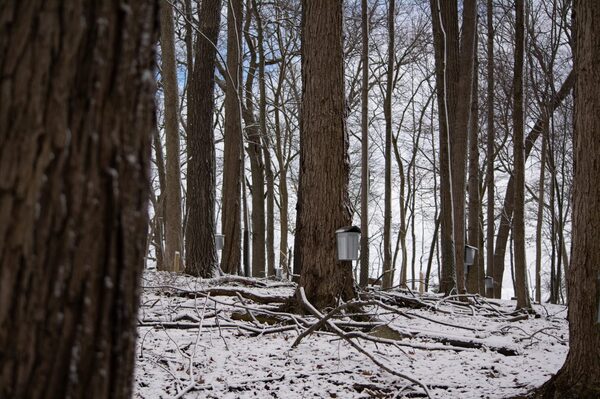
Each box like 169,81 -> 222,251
297,287 -> 432,398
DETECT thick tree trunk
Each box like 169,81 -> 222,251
359,0 -> 370,288
492,70 -> 574,298
512,0 -> 531,310
185,0 -> 222,277
485,0 -> 496,298
537,0 -> 600,395
451,0 -> 477,295
221,0 -> 243,275
430,0 -> 458,295
0,1 -> 157,397
466,49 -> 481,294
160,0 -> 183,272
382,0 -> 395,289
295,0 -> 356,309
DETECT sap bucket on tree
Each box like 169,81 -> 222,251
335,226 -> 361,261
464,245 -> 478,265
215,234 -> 225,251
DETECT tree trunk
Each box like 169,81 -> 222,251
221,0 -> 243,275
160,0 -> 183,272
535,118 -> 547,303
430,0 -> 458,295
186,0 -> 222,277
485,0 -> 496,298
382,0 -> 395,289
537,0 -> 600,394
252,0 -> 276,277
295,0 -> 356,309
152,127 -> 167,271
492,70 -> 574,298
451,0 -> 477,295
0,1 -> 157,397
513,0 -> 531,310
466,47 -> 481,294
359,0 -> 370,288
243,4 -> 266,278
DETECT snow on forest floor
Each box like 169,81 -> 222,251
134,271 -> 568,399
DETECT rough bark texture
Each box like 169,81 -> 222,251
221,0 -> 243,274
492,70 -> 575,298
512,0 -> 530,310
0,1 -> 157,397
451,0 -> 477,295
185,0 -> 222,277
252,0 -> 275,277
466,49 -> 481,294
242,6 -> 266,278
295,0 -> 356,309
485,0 -> 495,298
160,0 -> 183,272
429,0 -> 458,294
536,0 -> 600,395
382,0 -> 395,289
359,0 -> 370,288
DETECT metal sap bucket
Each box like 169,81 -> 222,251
464,245 -> 478,265
335,226 -> 361,261
215,234 -> 225,251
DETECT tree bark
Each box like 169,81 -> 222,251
466,47 -> 481,294
160,0 -> 183,272
485,0 -> 495,298
451,0 -> 477,295
430,0 -> 458,295
185,0 -> 222,277
152,127 -> 167,271
221,0 -> 244,275
535,118 -> 547,303
0,1 -> 157,397
512,0 -> 531,310
295,0 -> 356,309
382,0 -> 395,289
252,0 -> 276,277
359,0 -> 370,288
537,0 -> 600,395
243,2 -> 266,278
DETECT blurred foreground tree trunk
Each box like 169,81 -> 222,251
536,0 -> 600,395
0,1 -> 157,397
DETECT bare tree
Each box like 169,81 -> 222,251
512,0 -> 531,310
221,0 -> 244,274
186,0 -> 222,277
382,0 -> 395,289
359,0 -> 370,288
485,0 -> 495,298
429,0 -> 477,294
536,0 -> 600,394
294,0 -> 356,308
160,0 -> 183,272
0,1 -> 157,397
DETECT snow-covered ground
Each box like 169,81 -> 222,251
134,271 -> 568,399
